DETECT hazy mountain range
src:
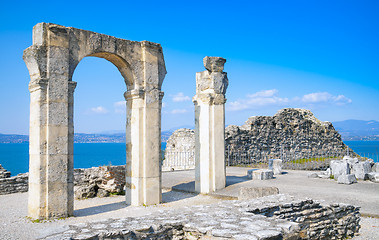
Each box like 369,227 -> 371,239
1,121 -> 378,143
333,120 -> 379,140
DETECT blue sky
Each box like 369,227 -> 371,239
0,0 -> 378,134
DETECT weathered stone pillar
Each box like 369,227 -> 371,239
193,57 -> 228,193
124,88 -> 164,206
25,23 -> 77,219
24,23 -> 166,218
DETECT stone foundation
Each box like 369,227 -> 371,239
39,194 -> 360,240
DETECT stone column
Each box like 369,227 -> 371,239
124,88 -> 164,206
28,78 -> 49,219
193,57 -> 228,193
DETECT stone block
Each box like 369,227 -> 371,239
367,172 -> 379,183
330,160 -> 350,180
203,56 -> 226,72
352,161 -> 371,180
247,169 -> 255,179
371,163 -> 379,173
343,156 -> 359,165
337,174 -> 357,185
272,159 -> 283,175
252,169 -> 274,180
238,187 -> 279,200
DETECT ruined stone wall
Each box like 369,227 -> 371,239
249,198 -> 360,239
40,194 -> 361,240
163,128 -> 195,171
0,164 -> 11,178
226,108 -> 355,165
0,173 -> 28,195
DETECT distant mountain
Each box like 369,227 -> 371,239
333,120 -> 379,140
0,132 -> 175,143
0,134 -> 28,143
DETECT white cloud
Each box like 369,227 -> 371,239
248,89 -> 278,98
114,101 -> 126,114
171,109 -> 188,114
227,89 -> 289,111
227,89 -> 352,111
162,102 -> 166,108
302,92 -> 352,105
90,106 -> 108,114
172,92 -> 191,102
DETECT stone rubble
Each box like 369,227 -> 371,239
0,173 -> 28,195
337,174 -> 357,185
39,194 -> 360,240
74,165 -> 126,200
308,156 -> 378,184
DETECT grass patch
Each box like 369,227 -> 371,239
289,156 -> 341,164
109,190 -> 125,196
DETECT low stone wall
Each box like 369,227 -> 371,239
0,173 -> 28,195
247,198 -> 360,239
39,194 -> 360,240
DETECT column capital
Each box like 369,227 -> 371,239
29,78 -> 48,93
124,89 -> 145,101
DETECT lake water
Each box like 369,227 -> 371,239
0,141 -> 377,176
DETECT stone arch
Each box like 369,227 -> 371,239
23,23 -> 166,219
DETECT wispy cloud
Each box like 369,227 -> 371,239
90,106 -> 108,114
302,92 -> 352,105
227,89 -> 289,111
114,101 -> 126,114
227,89 -> 352,111
171,109 -> 188,114
172,92 -> 191,102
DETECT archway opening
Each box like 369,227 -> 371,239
72,56 -> 128,216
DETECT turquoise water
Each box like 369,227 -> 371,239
0,141 -> 377,176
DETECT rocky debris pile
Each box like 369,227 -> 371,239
39,194 -> 360,240
0,173 -> 28,195
225,108 -> 355,166
308,156 -> 379,184
74,165 -> 125,199
0,164 -> 11,178
163,128 -> 195,171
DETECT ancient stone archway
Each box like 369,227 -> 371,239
23,23 -> 166,219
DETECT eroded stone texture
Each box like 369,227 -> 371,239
225,108 -> 356,166
24,23 -> 166,219
193,57 -> 228,193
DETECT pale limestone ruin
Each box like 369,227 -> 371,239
23,23 -> 166,219
193,57 -> 228,193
